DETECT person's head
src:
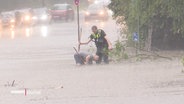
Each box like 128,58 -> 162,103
88,54 -> 99,64
91,25 -> 98,34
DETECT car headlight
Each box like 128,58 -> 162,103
99,11 -> 104,15
41,15 -> 48,20
94,1 -> 99,4
32,16 -> 38,20
25,15 -> 30,21
10,19 -> 15,23
85,12 -> 90,16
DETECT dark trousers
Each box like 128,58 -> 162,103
74,54 -> 84,65
96,49 -> 109,64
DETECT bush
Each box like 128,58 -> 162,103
109,39 -> 128,62
181,57 -> 184,66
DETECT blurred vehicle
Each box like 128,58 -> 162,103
0,14 -> 2,29
0,15 -> 2,30
15,11 -> 22,26
0,12 -> 15,29
94,0 -> 111,6
84,4 -> 109,22
88,0 -> 95,4
50,4 -> 75,22
94,0 -> 102,4
32,8 -> 51,25
22,9 -> 33,26
17,9 -> 33,27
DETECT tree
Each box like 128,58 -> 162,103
109,0 -> 184,50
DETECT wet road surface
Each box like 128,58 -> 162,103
0,18 -> 184,104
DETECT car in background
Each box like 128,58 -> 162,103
32,8 -> 51,25
0,14 -> 2,29
20,9 -> 33,26
14,8 -> 34,27
50,4 -> 75,22
94,0 -> 111,6
88,0 -> 95,4
0,11 -> 15,28
84,4 -> 109,22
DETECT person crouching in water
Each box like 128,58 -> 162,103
74,52 -> 99,65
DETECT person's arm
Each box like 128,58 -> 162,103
80,39 -> 92,45
105,36 -> 113,50
80,34 -> 94,45
85,55 -> 91,64
101,30 -> 113,50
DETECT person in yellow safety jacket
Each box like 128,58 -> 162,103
80,25 -> 112,64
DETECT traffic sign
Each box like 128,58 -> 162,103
133,32 -> 139,42
75,0 -> 80,5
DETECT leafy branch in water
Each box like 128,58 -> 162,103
109,39 -> 128,62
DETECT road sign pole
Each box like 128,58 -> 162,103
135,42 -> 138,55
76,2 -> 80,40
133,32 -> 139,55
75,0 -> 80,51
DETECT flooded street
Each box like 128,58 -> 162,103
0,13 -> 184,104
